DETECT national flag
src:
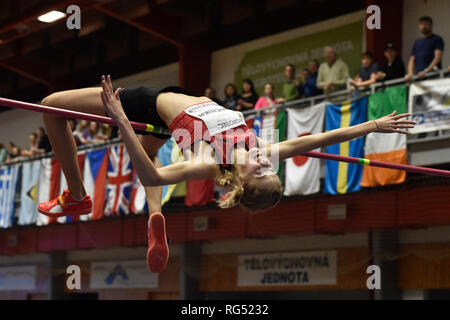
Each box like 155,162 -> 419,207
18,160 -> 41,225
56,153 -> 86,224
157,138 -> 187,206
104,145 -> 133,216
284,103 -> 326,196
37,158 -> 61,226
0,165 -> 20,228
252,109 -> 287,180
82,148 -> 108,220
324,97 -> 368,195
361,86 -> 407,187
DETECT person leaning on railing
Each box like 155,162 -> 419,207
5,142 -> 20,164
377,43 -> 406,81
405,16 -> 444,81
316,46 -> 350,94
254,83 -> 284,110
237,79 -> 259,111
349,51 -> 379,89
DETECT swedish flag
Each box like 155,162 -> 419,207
324,97 -> 367,195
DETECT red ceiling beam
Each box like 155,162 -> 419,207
0,55 -> 54,91
95,4 -> 183,48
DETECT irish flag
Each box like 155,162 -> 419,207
253,109 -> 287,180
361,86 -> 407,187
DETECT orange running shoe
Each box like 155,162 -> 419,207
147,212 -> 169,273
38,189 -> 92,218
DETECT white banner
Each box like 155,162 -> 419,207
284,103 -> 325,196
90,260 -> 158,289
0,266 -> 36,290
408,78 -> 450,133
238,251 -> 337,287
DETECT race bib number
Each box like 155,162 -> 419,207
184,102 -> 246,135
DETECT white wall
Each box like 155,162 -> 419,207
402,0 -> 450,69
210,11 -> 364,100
0,63 -> 179,149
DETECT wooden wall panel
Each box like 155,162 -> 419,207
398,243 -> 450,289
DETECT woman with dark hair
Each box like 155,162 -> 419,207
6,142 -> 20,163
237,79 -> 259,110
21,133 -> 39,157
223,83 -> 241,110
254,84 -> 284,110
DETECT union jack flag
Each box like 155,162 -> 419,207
104,145 -> 133,216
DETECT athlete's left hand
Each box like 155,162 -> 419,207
101,75 -> 127,123
374,110 -> 416,134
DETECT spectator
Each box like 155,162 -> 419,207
100,124 -> 114,140
350,51 -> 379,88
21,133 -> 39,157
237,79 -> 259,110
36,126 -> 52,154
377,43 -> 406,81
282,64 -> 300,101
83,122 -> 105,144
405,16 -> 444,80
254,84 -> 283,110
298,60 -> 323,97
204,87 -> 222,105
223,83 -> 241,110
68,119 -> 83,146
5,142 -> 20,163
0,143 -> 7,163
76,120 -> 89,133
317,46 -> 350,93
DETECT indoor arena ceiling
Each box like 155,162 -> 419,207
0,0 -> 364,106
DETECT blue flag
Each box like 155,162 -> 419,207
0,165 -> 20,228
324,97 -> 367,195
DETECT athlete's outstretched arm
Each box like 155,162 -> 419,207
276,111 -> 416,161
100,75 -> 215,186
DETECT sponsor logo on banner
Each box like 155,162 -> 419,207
237,251 -> 337,287
408,78 -> 450,133
90,260 -> 158,289
0,266 -> 36,290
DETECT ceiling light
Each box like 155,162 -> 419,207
37,11 -> 66,23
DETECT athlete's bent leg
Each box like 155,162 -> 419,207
39,88 -> 106,217
140,135 -> 169,273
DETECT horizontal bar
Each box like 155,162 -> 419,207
305,151 -> 450,178
0,97 -> 171,135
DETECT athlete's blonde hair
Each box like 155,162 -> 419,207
215,165 -> 282,212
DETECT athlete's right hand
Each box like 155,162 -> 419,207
100,74 -> 127,123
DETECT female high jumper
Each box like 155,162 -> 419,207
37,75 -> 416,273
